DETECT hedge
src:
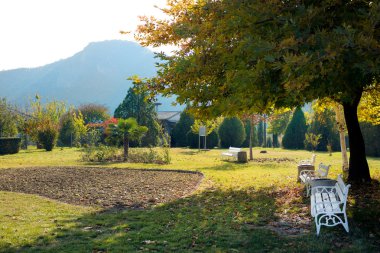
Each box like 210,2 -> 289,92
0,137 -> 21,155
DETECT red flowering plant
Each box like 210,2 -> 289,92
86,117 -> 119,145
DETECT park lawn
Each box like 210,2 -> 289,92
0,147 -> 379,252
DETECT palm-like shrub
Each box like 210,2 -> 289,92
108,118 -> 148,161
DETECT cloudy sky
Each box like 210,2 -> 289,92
0,0 -> 168,71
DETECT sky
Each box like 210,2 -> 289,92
0,0 -> 168,71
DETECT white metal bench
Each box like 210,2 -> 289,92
299,154 -> 316,166
310,174 -> 351,235
221,147 -> 241,160
300,163 -> 330,196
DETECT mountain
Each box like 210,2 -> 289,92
0,40 -> 181,112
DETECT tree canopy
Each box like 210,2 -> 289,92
135,0 -> 379,182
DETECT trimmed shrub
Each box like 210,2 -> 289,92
218,117 -> 246,148
0,137 -> 21,155
282,107 -> 307,149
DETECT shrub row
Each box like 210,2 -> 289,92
0,137 -> 21,155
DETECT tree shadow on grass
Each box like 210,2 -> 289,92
3,184 -> 380,252
348,179 -> 380,250
5,188 -> 285,253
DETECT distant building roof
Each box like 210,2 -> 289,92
157,111 -> 181,123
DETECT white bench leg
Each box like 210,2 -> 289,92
343,212 -> 349,233
315,215 -> 321,236
306,183 -> 311,197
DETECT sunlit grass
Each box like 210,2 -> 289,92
0,146 -> 379,252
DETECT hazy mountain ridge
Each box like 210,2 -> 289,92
0,40 -> 179,112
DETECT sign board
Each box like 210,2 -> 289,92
199,126 -> 206,136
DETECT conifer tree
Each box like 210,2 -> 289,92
282,107 -> 307,150
114,86 -> 161,147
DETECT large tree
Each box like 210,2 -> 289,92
135,0 -> 380,182
78,104 -> 110,124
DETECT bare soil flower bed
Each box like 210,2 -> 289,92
0,167 -> 203,209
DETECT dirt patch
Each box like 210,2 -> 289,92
0,167 -> 203,209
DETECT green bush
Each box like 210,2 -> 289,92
218,117 -> 246,148
81,145 -> 122,162
128,147 -> 171,164
38,128 -> 58,151
282,107 -> 307,149
0,137 -> 21,155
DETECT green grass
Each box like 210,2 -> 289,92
0,147 -> 379,252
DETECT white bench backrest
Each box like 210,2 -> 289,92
316,163 -> 330,178
229,147 -> 241,152
311,154 -> 316,165
335,174 -> 351,206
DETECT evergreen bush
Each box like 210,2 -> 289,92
218,117 -> 246,148
207,130 -> 219,148
282,107 -> 307,149
0,137 -> 21,155
171,111 -> 194,147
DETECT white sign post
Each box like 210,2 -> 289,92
199,126 -> 207,151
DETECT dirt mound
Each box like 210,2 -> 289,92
0,167 -> 203,209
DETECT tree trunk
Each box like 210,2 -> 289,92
342,90 -> 371,182
249,119 -> 253,160
123,134 -> 129,161
263,115 -> 267,147
334,105 -> 349,178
